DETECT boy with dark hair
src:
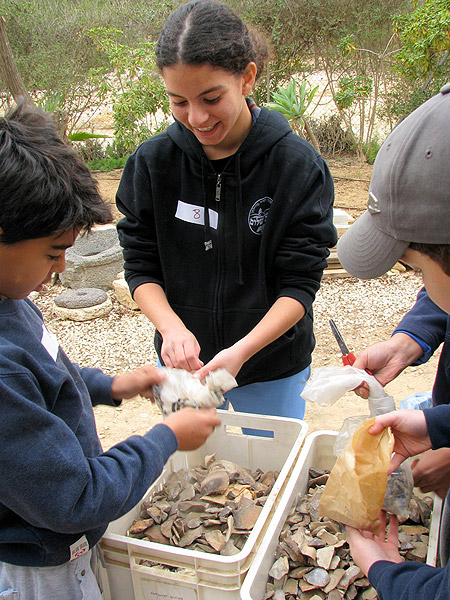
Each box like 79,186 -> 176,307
337,84 -> 450,599
0,102 -> 220,599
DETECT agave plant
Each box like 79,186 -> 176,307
37,92 -> 111,143
266,78 -> 320,152
67,131 -> 111,142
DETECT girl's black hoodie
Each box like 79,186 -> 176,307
116,107 -> 337,386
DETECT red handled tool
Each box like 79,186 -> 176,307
329,320 -> 373,377
329,319 -> 357,366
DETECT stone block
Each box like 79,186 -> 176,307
54,299 -> 113,322
60,225 -> 124,290
55,288 -> 108,309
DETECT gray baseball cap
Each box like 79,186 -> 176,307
337,83 -> 450,279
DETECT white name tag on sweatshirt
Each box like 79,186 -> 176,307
41,324 -> 59,362
175,200 -> 218,229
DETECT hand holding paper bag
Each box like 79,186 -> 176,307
319,417 -> 394,535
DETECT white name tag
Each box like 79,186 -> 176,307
41,324 -> 59,362
69,535 -> 89,561
175,201 -> 218,229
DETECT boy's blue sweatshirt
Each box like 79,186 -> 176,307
368,287 -> 450,598
368,403 -> 450,599
394,287 -> 450,406
0,298 -> 177,567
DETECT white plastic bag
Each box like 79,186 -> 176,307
302,365 -> 385,406
333,415 -> 369,456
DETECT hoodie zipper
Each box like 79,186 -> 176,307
215,174 -> 222,202
213,172 -> 224,350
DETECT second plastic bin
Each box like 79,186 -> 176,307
241,430 -> 443,600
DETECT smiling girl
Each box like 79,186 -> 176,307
116,0 -> 337,429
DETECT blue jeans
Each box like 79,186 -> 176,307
0,549 -> 103,600
221,366 -> 310,437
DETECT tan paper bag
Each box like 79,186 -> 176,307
318,417 -> 394,534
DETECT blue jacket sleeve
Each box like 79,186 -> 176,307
75,365 -> 116,407
424,404 -> 450,449
367,405 -> 450,600
0,372 -> 178,534
394,287 -> 448,365
369,559 -> 450,600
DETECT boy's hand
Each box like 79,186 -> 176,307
411,448 -> 450,498
346,512 -> 403,577
111,364 -> 166,401
352,334 -> 424,399
369,409 -> 431,472
163,407 -> 221,450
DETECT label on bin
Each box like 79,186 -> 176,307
141,581 -> 197,600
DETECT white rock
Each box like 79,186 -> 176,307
316,545 -> 335,570
333,208 -> 351,227
113,276 -> 139,310
392,261 -> 407,272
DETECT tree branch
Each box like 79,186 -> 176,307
0,14 -> 34,105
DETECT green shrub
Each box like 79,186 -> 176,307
87,157 -> 127,172
73,138 -> 106,163
362,137 -> 381,165
87,27 -> 170,154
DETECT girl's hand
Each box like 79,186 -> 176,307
346,513 -> 403,576
111,364 -> 166,400
160,327 -> 203,372
193,345 -> 246,381
163,407 -> 221,450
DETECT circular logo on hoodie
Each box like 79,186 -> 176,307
248,197 -> 273,235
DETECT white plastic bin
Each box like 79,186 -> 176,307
100,410 -> 308,600
240,430 -> 443,600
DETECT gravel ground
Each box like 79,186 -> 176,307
33,287 -> 158,376
33,269 -> 424,375
32,269 -> 432,447
311,269 -> 424,367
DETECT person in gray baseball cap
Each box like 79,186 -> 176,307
338,84 -> 450,600
338,82 -> 450,279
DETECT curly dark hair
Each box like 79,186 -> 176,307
0,100 -> 112,245
155,0 -> 270,81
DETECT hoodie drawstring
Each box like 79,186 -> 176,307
201,156 -> 213,251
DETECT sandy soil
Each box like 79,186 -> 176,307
91,157 -> 439,449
